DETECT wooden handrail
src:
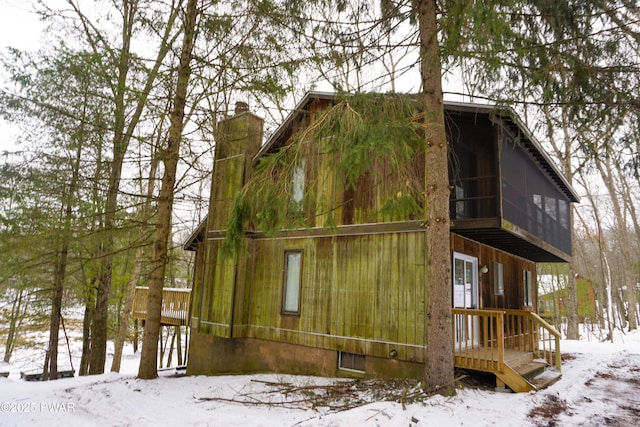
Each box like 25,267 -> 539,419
452,308 -> 561,374
452,308 -> 505,373
528,311 -> 562,371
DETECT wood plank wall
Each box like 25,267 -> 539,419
197,109 -> 262,337
451,233 -> 537,311
243,232 -> 427,363
198,240 -> 235,337
292,98 -> 426,229
189,240 -> 205,329
311,151 -> 425,227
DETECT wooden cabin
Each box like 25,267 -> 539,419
184,92 -> 578,392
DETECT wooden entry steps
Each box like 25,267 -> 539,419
452,308 -> 563,393
496,350 -> 562,392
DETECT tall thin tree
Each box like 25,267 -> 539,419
138,0 -> 199,379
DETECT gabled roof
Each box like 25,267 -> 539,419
184,216 -> 207,251
256,91 -> 579,203
255,91 -> 335,160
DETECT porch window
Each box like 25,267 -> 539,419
523,270 -> 533,307
493,262 -> 504,295
558,199 -> 569,229
282,250 -> 302,314
338,351 -> 365,373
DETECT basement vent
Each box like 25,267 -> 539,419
338,352 -> 366,373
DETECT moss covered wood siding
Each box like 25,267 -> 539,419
274,97 -> 425,229
198,109 -> 263,337
308,142 -> 425,228
245,232 -> 427,362
198,156 -> 247,336
189,239 -> 206,329
198,240 -> 235,337
195,98 -> 430,360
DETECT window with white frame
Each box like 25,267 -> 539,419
282,250 -> 302,314
338,351 -> 365,373
494,262 -> 504,295
291,158 -> 305,210
523,270 -> 533,307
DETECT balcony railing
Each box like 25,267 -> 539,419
449,175 -> 498,220
132,287 -> 191,326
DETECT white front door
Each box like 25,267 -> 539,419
453,252 -> 479,346
453,252 -> 478,309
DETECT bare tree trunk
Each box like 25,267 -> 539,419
541,105 -> 579,339
44,125 -> 84,380
79,303 -> 93,376
551,267 -> 562,331
414,0 -> 454,396
138,0 -> 199,379
133,319 -> 139,353
88,0 -> 137,374
80,124 -> 103,376
159,328 -> 166,369
3,288 -> 28,363
183,323 -> 189,364
603,254 -> 615,340
110,249 -> 143,372
111,98 -> 162,373
592,192 -> 615,341
596,158 -> 637,330
575,158 -> 616,340
167,328 -> 176,367
565,211 -> 580,339
43,258 -> 65,381
615,166 -> 640,328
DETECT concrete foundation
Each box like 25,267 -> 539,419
187,330 -> 425,379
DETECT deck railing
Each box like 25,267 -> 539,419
452,308 -> 561,373
132,287 -> 191,326
503,310 -> 561,370
452,308 -> 505,373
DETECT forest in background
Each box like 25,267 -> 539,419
0,0 -> 638,386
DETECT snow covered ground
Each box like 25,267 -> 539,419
1,327 -> 639,426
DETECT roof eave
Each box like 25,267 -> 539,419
254,91 -> 336,161
184,216 -> 207,251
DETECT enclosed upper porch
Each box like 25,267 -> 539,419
445,103 -> 579,263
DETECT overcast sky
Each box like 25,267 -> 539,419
0,0 -> 44,153
0,0 -> 42,50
